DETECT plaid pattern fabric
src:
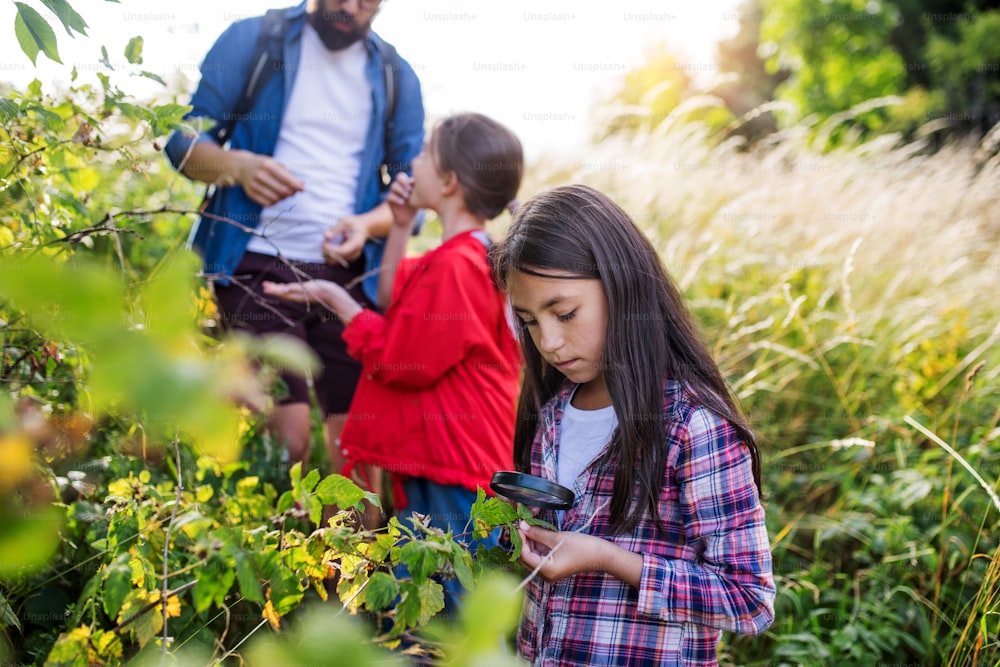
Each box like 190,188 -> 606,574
517,381 -> 775,666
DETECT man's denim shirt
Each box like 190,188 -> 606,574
165,2 -> 425,304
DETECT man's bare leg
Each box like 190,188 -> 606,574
271,402 -> 312,466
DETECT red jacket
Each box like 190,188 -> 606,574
339,230 -> 520,497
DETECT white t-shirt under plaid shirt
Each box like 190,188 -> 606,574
556,391 -> 617,526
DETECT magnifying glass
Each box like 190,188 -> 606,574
490,471 -> 575,510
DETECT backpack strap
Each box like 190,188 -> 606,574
376,38 -> 401,186
215,8 -> 288,145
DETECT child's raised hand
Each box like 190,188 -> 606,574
261,280 -> 363,323
262,280 -> 326,304
387,173 -> 418,228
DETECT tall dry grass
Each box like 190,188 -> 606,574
519,110 -> 1000,664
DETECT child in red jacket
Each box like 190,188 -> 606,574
263,113 -> 522,606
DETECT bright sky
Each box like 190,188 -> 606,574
0,0 -> 741,161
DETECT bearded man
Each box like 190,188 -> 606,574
165,0 -> 425,475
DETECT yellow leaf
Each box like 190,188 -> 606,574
165,593 -> 181,618
0,435 -> 34,490
262,599 -> 281,632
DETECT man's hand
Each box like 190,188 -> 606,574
323,215 -> 369,263
233,150 -> 305,207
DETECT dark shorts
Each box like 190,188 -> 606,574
213,251 -> 374,415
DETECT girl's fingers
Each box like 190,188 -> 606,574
520,521 -> 558,547
517,527 -> 541,567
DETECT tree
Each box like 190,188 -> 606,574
760,0 -> 908,126
713,0 -> 790,140
594,45 -> 695,138
760,0 -> 1000,138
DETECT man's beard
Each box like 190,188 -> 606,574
308,9 -> 368,51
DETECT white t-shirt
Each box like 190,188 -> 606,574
246,25 -> 372,262
557,392 -> 618,491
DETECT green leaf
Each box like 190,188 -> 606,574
116,101 -> 156,124
153,102 -> 191,125
307,495 -> 322,528
415,578 -> 445,626
336,568 -> 369,613
0,394 -> 13,432
0,98 -> 18,124
399,541 -> 438,584
195,556 -> 235,613
39,0 -> 88,36
140,70 -> 166,86
470,494 -> 518,539
124,35 -> 143,65
362,532 -> 395,563
522,511 -> 558,532
507,524 -> 523,561
0,590 -> 20,631
363,571 -> 399,612
14,2 -> 61,65
450,542 -> 475,591
302,467 -> 320,493
102,554 -> 132,619
394,581 -> 422,632
315,474 -> 377,510
268,569 -> 303,615
132,604 -> 162,647
289,462 -> 302,489
234,552 -> 263,604
276,490 -> 294,514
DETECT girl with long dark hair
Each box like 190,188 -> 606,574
490,184 -> 775,665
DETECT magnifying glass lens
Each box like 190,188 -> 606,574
490,471 -> 574,510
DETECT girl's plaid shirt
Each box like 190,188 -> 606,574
517,380 -> 776,666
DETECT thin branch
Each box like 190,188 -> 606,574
2,139 -> 71,180
111,580 -> 197,633
218,273 -> 299,329
161,434 -> 184,661
212,618 -> 269,666
332,572 -> 373,618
